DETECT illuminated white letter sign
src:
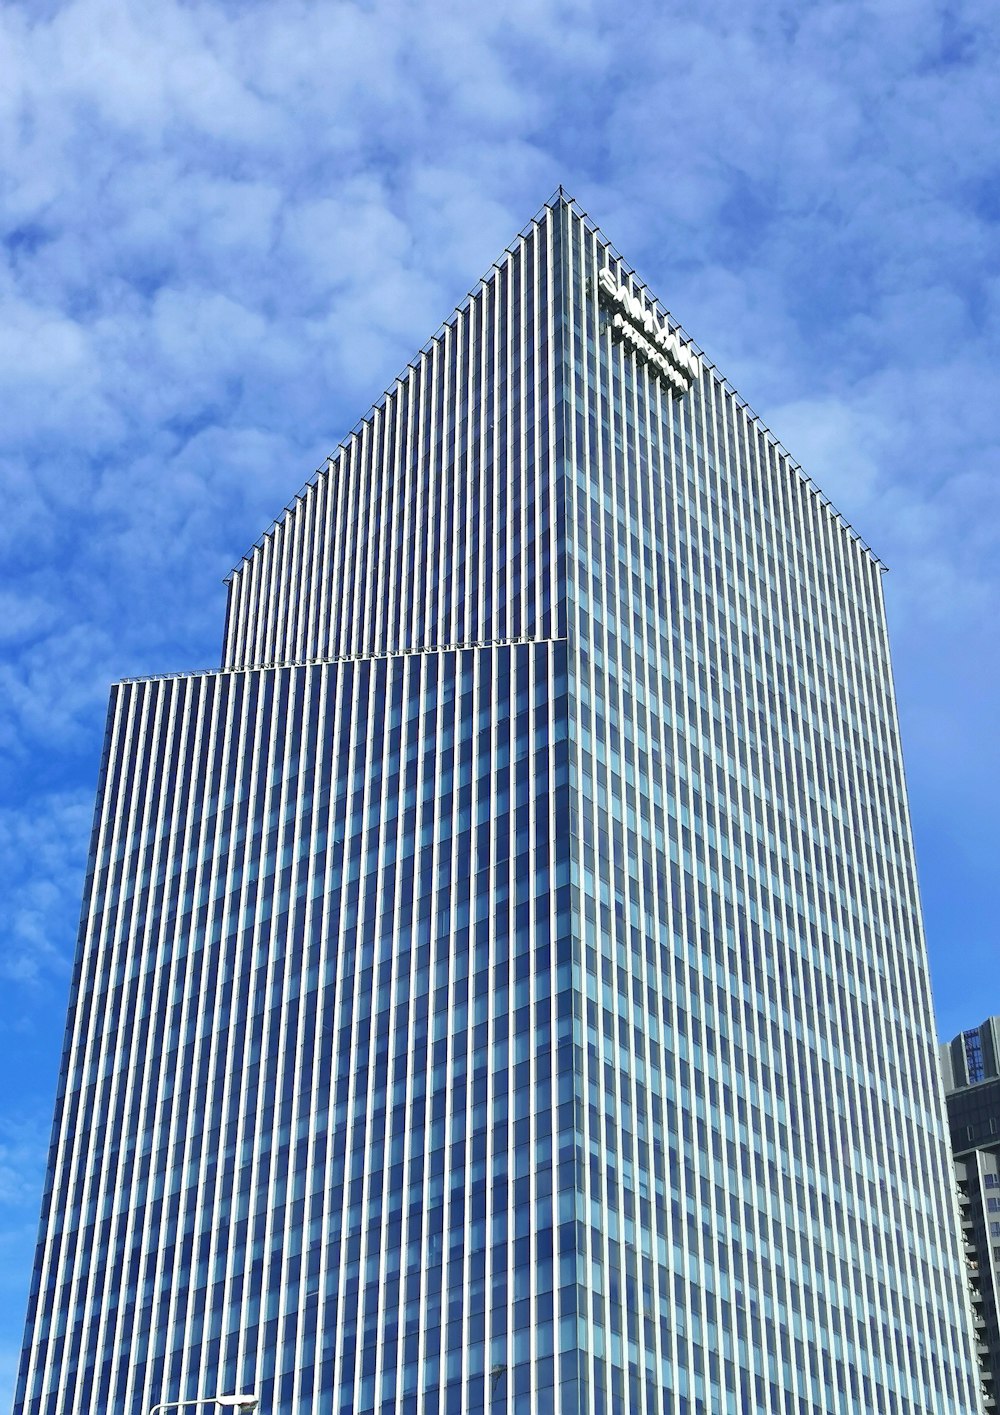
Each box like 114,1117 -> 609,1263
597,267 -> 700,395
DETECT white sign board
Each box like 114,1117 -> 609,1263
597,267 -> 700,395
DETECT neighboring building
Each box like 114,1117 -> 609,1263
943,1018 -> 1000,1410
14,193 -> 984,1415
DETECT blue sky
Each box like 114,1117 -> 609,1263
1,0 -> 998,1400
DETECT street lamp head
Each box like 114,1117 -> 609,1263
217,1399 -> 258,1413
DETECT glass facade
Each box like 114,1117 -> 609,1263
942,1019 -> 1000,1410
15,194 -> 983,1415
555,206 -> 981,1415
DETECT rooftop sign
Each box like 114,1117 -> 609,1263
597,267 -> 700,395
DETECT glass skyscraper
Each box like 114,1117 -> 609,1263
15,193 -> 983,1415
941,1018 -> 1000,1410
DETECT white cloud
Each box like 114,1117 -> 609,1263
0,1115 -> 49,1208
0,789 -> 92,985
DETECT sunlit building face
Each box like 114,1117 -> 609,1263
14,195 -> 983,1415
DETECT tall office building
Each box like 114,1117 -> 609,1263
942,1018 -> 1000,1410
15,193 -> 983,1415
